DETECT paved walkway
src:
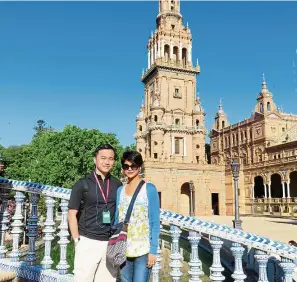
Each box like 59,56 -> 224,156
198,215 -> 297,244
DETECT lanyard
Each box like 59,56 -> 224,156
94,172 -> 110,206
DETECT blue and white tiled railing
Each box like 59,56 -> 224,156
0,177 -> 297,282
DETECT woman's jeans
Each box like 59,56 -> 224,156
120,254 -> 151,282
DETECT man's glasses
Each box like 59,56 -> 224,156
122,164 -> 139,171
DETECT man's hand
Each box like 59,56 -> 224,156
147,254 -> 157,268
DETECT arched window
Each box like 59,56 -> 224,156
222,121 -> 225,128
139,125 -> 142,132
182,48 -> 187,67
196,119 -> 200,128
175,118 -> 180,126
154,115 -> 158,122
164,44 -> 170,62
267,102 -> 271,111
260,103 -> 264,113
173,46 -> 178,62
217,120 -> 219,130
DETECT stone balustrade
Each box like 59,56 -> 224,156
0,177 -> 297,281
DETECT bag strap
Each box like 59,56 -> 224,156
124,180 -> 145,224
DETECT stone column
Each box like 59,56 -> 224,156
0,188 -> 10,258
26,193 -> 40,266
161,39 -> 165,57
154,42 -> 157,61
282,182 -> 286,198
10,191 -> 26,262
170,41 -> 173,60
178,42 -> 182,61
148,49 -> 151,69
251,184 -> 254,199
279,257 -> 295,282
188,44 -> 192,63
171,136 -> 174,155
157,40 -> 161,58
287,181 -> 291,198
209,236 -> 225,281
254,249 -> 269,282
41,196 -> 56,269
188,231 -> 204,282
267,183 -> 271,198
57,199 -> 70,275
230,242 -> 246,282
151,224 -> 163,282
150,46 -> 154,66
169,225 -> 183,282
183,136 -> 187,157
264,184 -> 267,198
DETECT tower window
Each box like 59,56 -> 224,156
222,121 -> 225,128
175,118 -> 180,126
154,115 -> 158,122
196,119 -> 200,128
171,25 -> 175,30
196,156 -> 199,163
174,88 -> 181,98
267,102 -> 271,111
154,141 -> 158,145
154,153 -> 158,159
175,138 -> 180,154
171,5 -> 174,11
260,103 -> 264,113
139,125 -> 142,132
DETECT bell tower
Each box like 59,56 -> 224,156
135,0 -> 207,164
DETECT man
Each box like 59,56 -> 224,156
68,144 -> 122,282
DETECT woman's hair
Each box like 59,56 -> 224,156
121,150 -> 143,167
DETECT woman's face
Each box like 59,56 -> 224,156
122,160 -> 140,179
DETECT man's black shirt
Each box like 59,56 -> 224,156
68,172 -> 122,241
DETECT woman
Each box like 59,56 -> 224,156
115,150 -> 160,282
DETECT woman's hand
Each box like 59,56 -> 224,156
147,253 -> 157,268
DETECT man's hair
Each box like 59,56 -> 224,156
94,144 -> 116,157
289,240 -> 297,246
121,150 -> 143,167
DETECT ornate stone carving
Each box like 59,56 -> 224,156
169,225 -> 183,281
230,242 -> 246,282
209,236 -> 225,281
254,249 -> 269,282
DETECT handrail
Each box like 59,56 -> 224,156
1,177 -> 297,261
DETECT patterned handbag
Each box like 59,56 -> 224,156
106,180 -> 145,268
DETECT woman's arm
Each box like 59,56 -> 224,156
147,183 -> 160,255
114,185 -> 123,225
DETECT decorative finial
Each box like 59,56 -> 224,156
196,58 -> 199,66
142,68 -> 144,75
219,97 -> 222,105
262,73 -> 266,83
186,22 -> 189,28
151,30 -> 153,38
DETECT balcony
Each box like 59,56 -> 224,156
0,177 -> 296,281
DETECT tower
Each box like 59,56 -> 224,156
212,99 -> 229,131
254,74 -> 277,114
135,0 -> 207,164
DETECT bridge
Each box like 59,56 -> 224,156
0,177 -> 297,282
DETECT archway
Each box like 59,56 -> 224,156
173,46 -> 178,62
271,173 -> 282,198
180,182 -> 190,216
182,48 -> 187,66
254,176 -> 265,198
164,44 -> 170,62
290,171 -> 297,197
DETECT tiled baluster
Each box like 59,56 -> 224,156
41,196 -> 56,269
0,188 -> 9,258
56,199 -> 70,275
188,230 -> 204,282
26,193 -> 40,266
230,242 -> 246,282
169,224 -> 183,282
254,249 -> 269,282
151,224 -> 163,282
209,236 -> 225,282
279,257 -> 295,282
10,191 -> 26,262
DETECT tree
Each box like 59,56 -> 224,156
123,143 -> 136,152
33,120 -> 54,137
205,143 -> 211,164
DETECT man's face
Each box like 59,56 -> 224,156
94,149 -> 115,174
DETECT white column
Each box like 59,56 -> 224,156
268,183 -> 271,198
148,49 -> 151,69
282,182 -> 286,198
171,136 -> 174,155
157,40 -> 161,58
150,47 -> 154,65
251,184 -> 254,199
287,181 -> 291,198
264,184 -> 267,198
183,137 -> 187,156
188,43 -> 192,63
178,42 -> 182,61
170,41 -> 173,59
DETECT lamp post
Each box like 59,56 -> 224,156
189,180 -> 195,217
231,159 -> 242,230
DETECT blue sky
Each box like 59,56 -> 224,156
0,1 -> 296,147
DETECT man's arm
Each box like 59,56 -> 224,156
68,179 -> 83,245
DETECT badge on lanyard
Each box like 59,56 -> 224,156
94,172 -> 111,225
102,210 -> 111,224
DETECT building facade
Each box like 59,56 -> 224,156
134,0 -> 226,216
210,76 -> 297,216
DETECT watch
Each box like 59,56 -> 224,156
74,237 -> 80,243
